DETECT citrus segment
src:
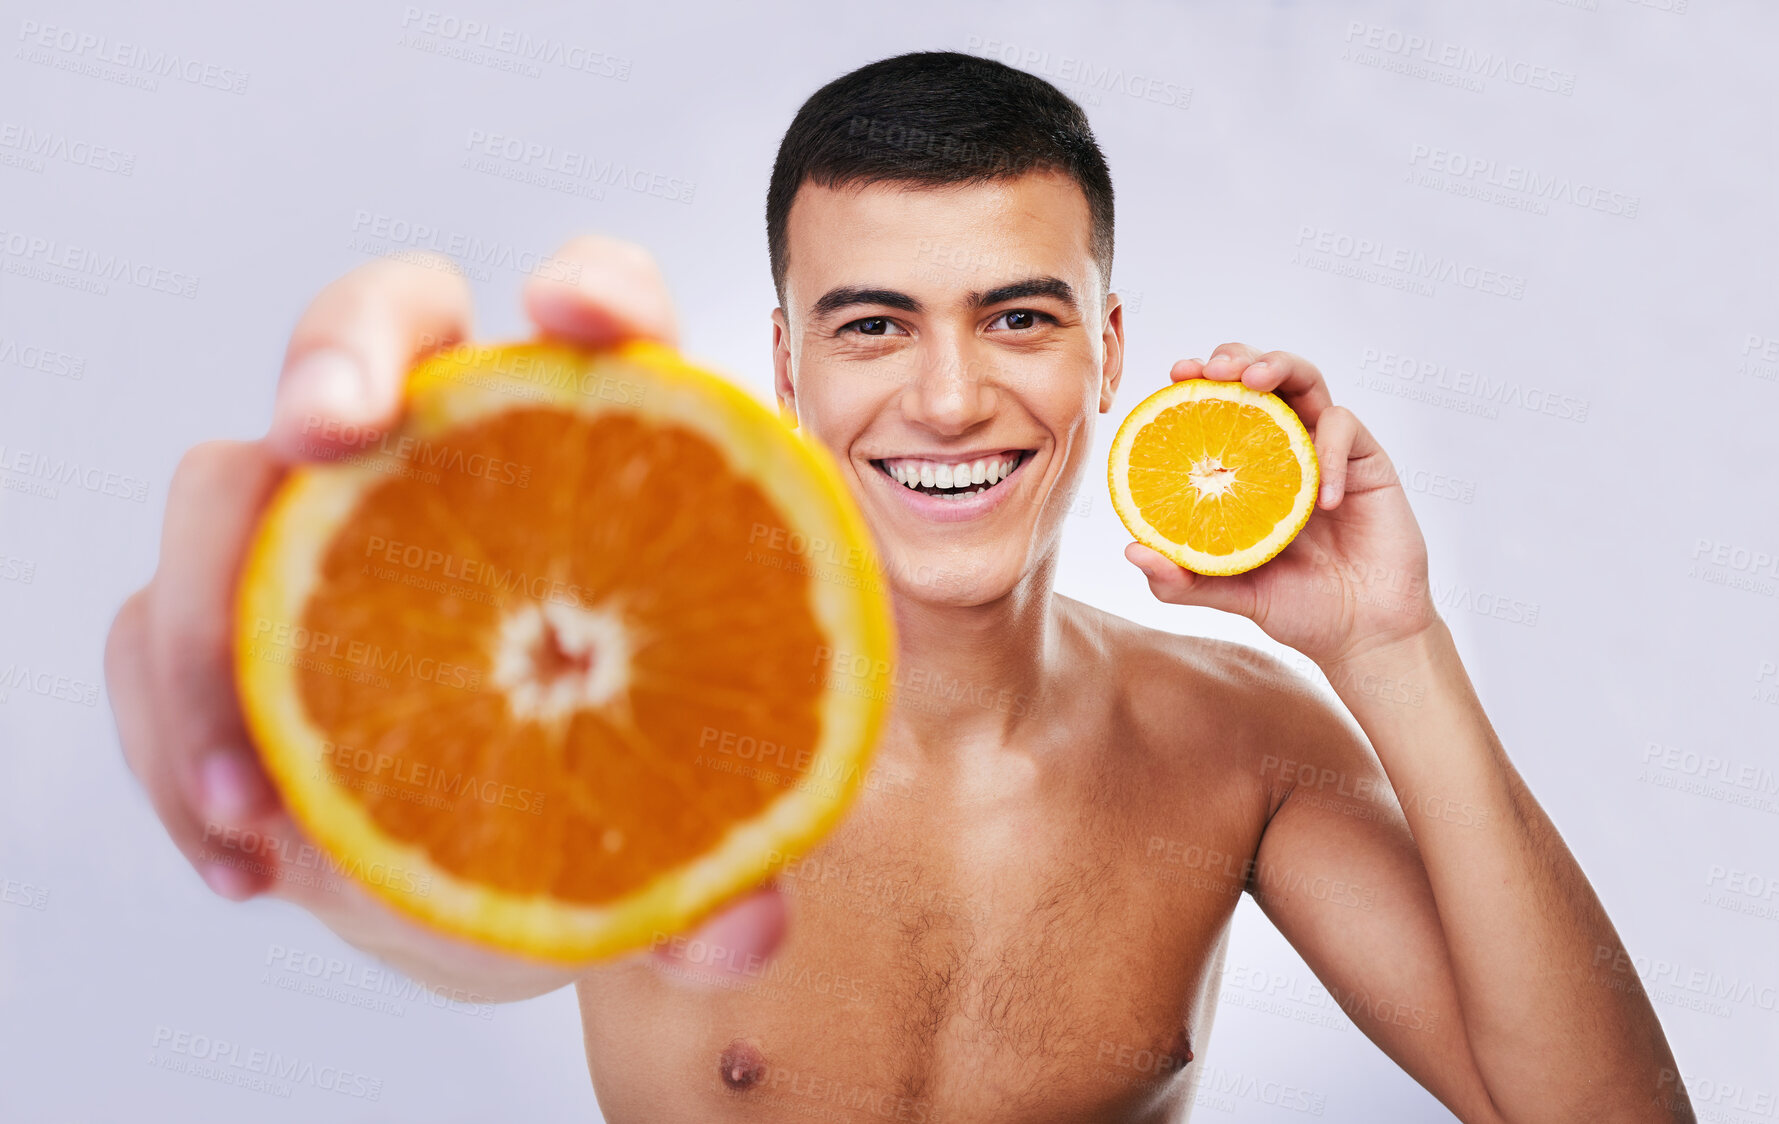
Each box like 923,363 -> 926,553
1108,379 -> 1319,576
236,340 -> 894,960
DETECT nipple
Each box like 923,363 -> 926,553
1166,1026 -> 1195,1072
719,1039 -> 767,1091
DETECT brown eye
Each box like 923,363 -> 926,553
993,310 -> 1047,331
840,316 -> 906,338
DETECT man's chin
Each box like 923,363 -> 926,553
879,553 -> 1024,610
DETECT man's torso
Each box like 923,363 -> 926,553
576,599 -> 1293,1123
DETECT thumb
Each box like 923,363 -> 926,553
522,235 -> 678,348
647,883 -> 787,987
1125,543 -> 1255,616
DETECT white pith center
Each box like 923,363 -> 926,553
1189,456 -> 1237,499
491,600 -> 632,721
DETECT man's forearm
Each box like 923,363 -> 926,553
1322,619 -> 1690,1123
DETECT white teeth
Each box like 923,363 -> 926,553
935,486 -> 988,501
880,452 -> 1025,494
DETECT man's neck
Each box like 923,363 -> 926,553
878,559 -> 1062,756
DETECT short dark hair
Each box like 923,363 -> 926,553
766,51 -> 1114,307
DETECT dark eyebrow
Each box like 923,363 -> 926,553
971,276 -> 1077,311
810,286 -> 924,319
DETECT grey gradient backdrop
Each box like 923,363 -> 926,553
2,0 -> 1776,1120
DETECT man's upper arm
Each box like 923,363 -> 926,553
1244,658 -> 1507,1123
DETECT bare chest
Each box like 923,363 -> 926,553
578,771 -> 1258,1123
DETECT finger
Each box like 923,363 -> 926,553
647,888 -> 786,986
1124,542 -> 1257,617
106,591 -> 158,785
649,884 -> 788,984
1240,351 -> 1335,423
269,255 -> 475,461
1314,406 -> 1356,508
229,805 -> 394,916
1201,342 -> 1262,381
149,441 -> 287,842
107,586 -> 272,900
1169,357 -> 1206,383
1312,406 -> 1392,508
522,235 -> 679,348
235,808 -> 331,908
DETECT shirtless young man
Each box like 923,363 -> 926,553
105,51 -> 1690,1123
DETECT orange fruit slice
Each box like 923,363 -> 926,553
1108,379 -> 1319,576
235,340 -> 894,961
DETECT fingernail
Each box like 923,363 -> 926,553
201,860 -> 259,901
198,751 -> 264,821
1246,361 -> 1269,378
273,349 -> 369,437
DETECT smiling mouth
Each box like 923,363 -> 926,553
871,450 -> 1032,500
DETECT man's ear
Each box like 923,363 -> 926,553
1098,293 -> 1126,413
771,306 -> 797,429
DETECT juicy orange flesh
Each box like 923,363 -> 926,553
1126,398 -> 1302,554
291,408 -> 828,906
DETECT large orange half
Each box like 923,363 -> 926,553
236,340 -> 894,961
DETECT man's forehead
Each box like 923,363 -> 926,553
781,171 -> 1097,306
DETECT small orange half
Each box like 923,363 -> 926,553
236,340 -> 894,961
1109,379 -> 1319,576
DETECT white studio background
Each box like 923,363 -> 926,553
2,1 -> 1775,1121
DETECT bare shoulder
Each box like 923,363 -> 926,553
1056,594 -> 1330,720
1053,595 -> 1366,792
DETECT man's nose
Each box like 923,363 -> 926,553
899,343 -> 998,435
